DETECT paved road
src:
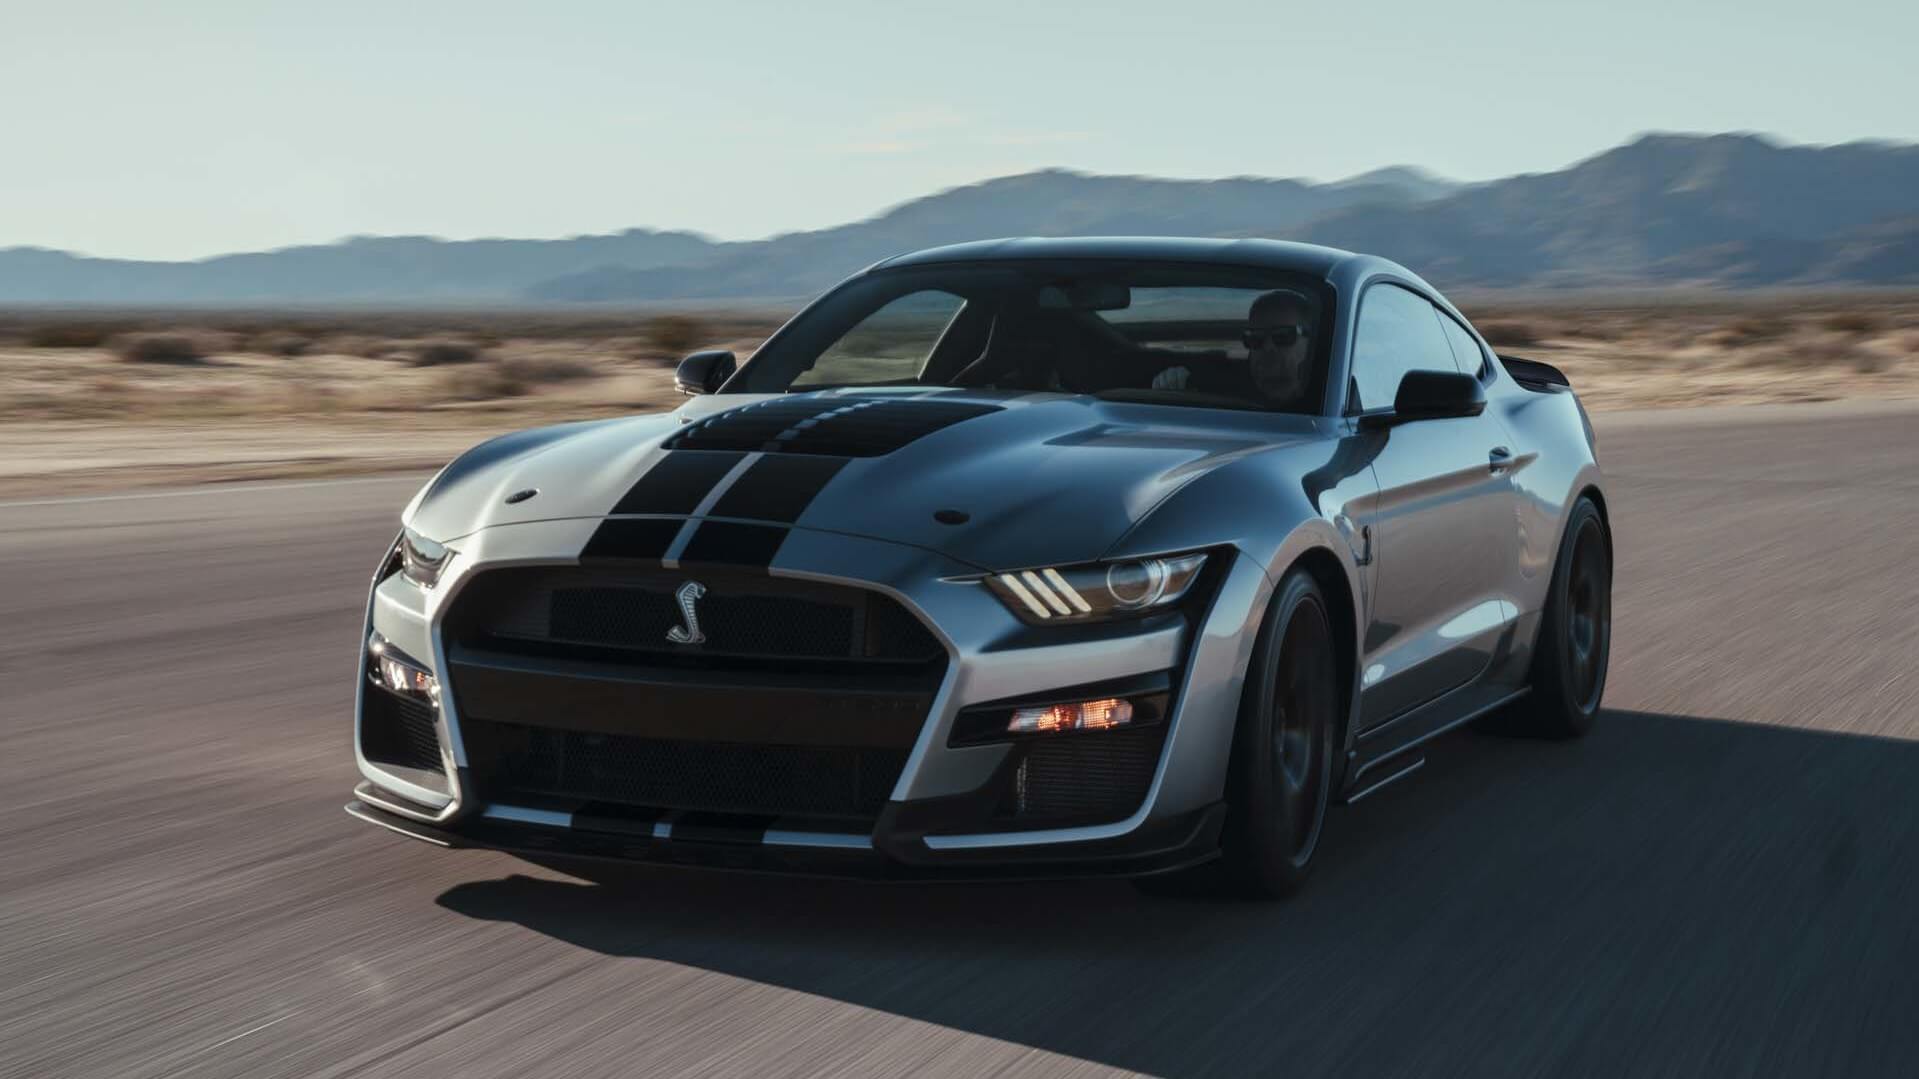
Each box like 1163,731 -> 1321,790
4,402 -> 1917,1078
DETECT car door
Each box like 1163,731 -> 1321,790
1349,283 -> 1521,731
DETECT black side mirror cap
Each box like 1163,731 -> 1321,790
674,350 -> 736,395
1361,369 -> 1486,428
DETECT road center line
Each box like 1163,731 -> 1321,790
198,1014 -> 292,1056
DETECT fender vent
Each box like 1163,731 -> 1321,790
668,396 -> 1000,457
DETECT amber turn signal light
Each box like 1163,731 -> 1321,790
1007,697 -> 1134,734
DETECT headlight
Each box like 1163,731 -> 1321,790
399,527 -> 453,589
983,552 -> 1207,624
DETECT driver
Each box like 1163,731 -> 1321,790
1150,290 -> 1316,407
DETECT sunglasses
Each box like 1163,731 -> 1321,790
1241,324 -> 1309,349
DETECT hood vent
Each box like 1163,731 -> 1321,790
667,396 -> 1001,457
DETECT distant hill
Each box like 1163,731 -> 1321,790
1327,165 -> 1464,202
0,229 -> 723,305
1292,133 -> 1919,287
527,168 -> 1451,302
3,133 -> 1916,305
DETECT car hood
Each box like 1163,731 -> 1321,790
407,389 -> 1318,570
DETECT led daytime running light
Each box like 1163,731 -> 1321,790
986,553 -> 1206,624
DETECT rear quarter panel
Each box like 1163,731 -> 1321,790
1487,373 -> 1606,642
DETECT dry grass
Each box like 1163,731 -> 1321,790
249,330 -> 314,357
111,332 -> 208,365
4,297 -> 1914,422
1,295 -> 1916,495
407,337 -> 486,366
435,362 -> 527,400
1457,292 -> 1919,411
1475,319 -> 1543,348
0,306 -> 783,432
1821,311 -> 1882,336
644,314 -> 708,356
25,324 -> 113,348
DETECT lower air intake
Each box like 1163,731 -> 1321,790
995,725 -> 1166,829
361,686 -> 444,776
467,720 -> 908,823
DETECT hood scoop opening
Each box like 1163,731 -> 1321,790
667,397 -> 1001,457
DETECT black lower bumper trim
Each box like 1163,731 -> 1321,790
346,796 -> 1224,882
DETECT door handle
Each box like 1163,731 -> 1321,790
1488,446 -> 1514,472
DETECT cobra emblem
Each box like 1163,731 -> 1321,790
666,580 -> 707,644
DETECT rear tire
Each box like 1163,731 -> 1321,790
1509,497 -> 1611,738
1135,569 -> 1338,899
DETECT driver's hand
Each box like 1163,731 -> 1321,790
1151,366 -> 1190,390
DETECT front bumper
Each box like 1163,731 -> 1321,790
349,781 -> 1225,880
351,517 -> 1272,877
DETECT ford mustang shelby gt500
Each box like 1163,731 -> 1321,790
348,237 -> 1611,896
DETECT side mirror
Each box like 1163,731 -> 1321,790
674,350 -> 736,395
1362,370 -> 1486,428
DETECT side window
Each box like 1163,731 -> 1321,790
1349,284 -> 1461,411
793,290 -> 965,387
1437,312 -> 1490,378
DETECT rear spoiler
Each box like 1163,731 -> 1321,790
1499,354 -> 1571,392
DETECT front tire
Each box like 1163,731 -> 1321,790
1138,569 -> 1338,899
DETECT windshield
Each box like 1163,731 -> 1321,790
731,260 -> 1334,413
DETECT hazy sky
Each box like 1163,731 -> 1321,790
5,0 -> 1914,260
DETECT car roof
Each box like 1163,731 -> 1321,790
870,236 -> 1367,277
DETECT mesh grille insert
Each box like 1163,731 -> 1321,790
361,687 -> 444,775
996,725 -> 1166,828
468,720 -> 907,821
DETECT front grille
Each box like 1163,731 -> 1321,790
995,726 -> 1167,829
453,567 -> 942,667
552,586 -> 852,657
466,720 -> 908,821
447,567 -> 945,824
361,686 -> 444,775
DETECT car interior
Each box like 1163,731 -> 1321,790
924,284 -> 1327,412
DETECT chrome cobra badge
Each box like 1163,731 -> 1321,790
666,580 -> 707,645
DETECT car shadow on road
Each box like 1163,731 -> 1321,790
437,710 -> 1919,1077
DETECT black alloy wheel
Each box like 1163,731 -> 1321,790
1137,568 -> 1339,899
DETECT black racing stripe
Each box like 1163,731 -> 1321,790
677,521 -> 789,570
610,450 -> 747,516
708,454 -> 851,524
580,518 -> 683,562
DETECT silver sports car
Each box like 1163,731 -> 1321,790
347,237 -> 1611,896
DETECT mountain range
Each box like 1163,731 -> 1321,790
4,132 -> 1916,305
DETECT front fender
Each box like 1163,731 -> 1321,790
1106,430 -> 1380,802
1105,427 -> 1375,623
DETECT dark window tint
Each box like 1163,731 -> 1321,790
1436,312 -> 1489,377
792,290 -> 965,387
1350,284 -> 1461,411
733,260 -> 1332,413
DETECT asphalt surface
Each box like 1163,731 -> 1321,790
5,400 -> 1918,1078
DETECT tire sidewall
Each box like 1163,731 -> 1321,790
1538,499 -> 1611,736
1222,570 -> 1336,896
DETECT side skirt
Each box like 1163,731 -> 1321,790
1339,682 -> 1530,801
